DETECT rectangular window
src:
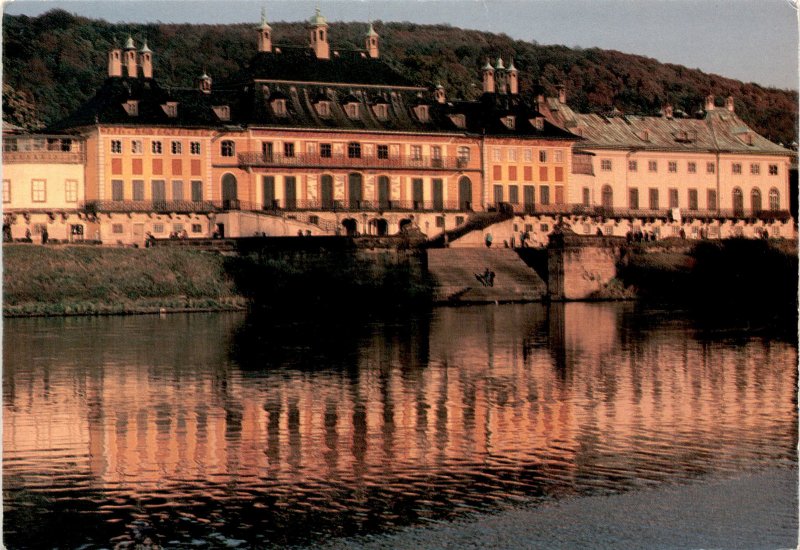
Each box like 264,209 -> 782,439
732,162 -> 742,174
707,162 -> 715,174
191,224 -> 203,233
190,142 -> 201,155
539,150 -> 548,163
540,185 -> 550,205
508,166 -> 517,181
191,180 -> 203,202
377,145 -> 389,159
539,166 -> 548,181
411,145 -> 422,160
523,185 -> 535,208
435,216 -> 444,228
2,179 -> 10,203
523,166 -> 533,181
111,179 -> 124,201
688,189 -> 698,210
523,149 -> 533,162
112,224 -> 124,234
648,160 -> 658,172
412,178 -> 424,207
628,160 -> 637,172
750,163 -> 760,175
554,150 -> 564,163
153,223 -> 164,234
582,187 -> 590,207
133,179 -> 144,201
668,161 -> 677,173
171,141 -> 182,155
687,161 -> 696,174
457,146 -> 470,163
65,179 -> 78,202
629,188 -> 639,209
508,148 -> 517,162
131,140 -> 142,154
668,188 -> 678,208
431,145 -> 442,159
172,180 -> 184,201
432,178 -> 443,210
508,185 -> 519,204
493,148 -> 502,161
152,140 -> 162,154
493,185 -> 503,204
649,188 -> 659,209
600,159 -> 612,171
769,164 -> 778,175
221,141 -> 235,157
284,142 -> 295,157
707,189 -> 717,209
320,143 -> 332,158
493,165 -> 502,181
111,140 -> 122,154
348,142 -> 361,159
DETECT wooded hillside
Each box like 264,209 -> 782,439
4,9 -> 797,145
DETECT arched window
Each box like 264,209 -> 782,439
769,188 -> 780,211
221,140 -> 235,157
751,188 -> 762,214
458,176 -> 472,211
348,173 -> 363,208
732,187 -> 744,216
601,185 -> 613,208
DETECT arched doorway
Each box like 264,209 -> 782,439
370,218 -> 388,236
732,187 -> 744,217
321,175 -> 334,209
601,185 -> 613,209
398,218 -> 413,233
458,176 -> 472,211
222,173 -> 238,210
348,173 -> 363,209
751,188 -> 762,214
378,176 -> 390,210
342,218 -> 358,237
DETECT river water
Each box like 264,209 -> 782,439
3,303 -> 797,548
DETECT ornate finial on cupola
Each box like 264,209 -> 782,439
365,22 -> 379,58
125,35 -> 136,50
308,7 -> 330,60
258,6 -> 273,52
198,70 -> 212,94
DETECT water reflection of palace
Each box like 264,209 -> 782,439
4,305 -> 797,503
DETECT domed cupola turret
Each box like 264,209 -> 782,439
258,7 -> 272,53
308,8 -> 330,60
365,22 -> 379,59
139,40 -> 153,79
124,35 -> 138,77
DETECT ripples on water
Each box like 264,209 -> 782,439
3,303 -> 797,548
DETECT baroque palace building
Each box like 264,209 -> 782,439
2,8 -> 795,245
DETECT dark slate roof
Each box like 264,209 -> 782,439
49,77 -> 222,131
233,47 -> 418,88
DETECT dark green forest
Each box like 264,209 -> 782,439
4,9 -> 797,145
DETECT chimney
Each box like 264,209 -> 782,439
557,85 -> 567,104
663,104 -> 673,119
308,8 -> 330,60
434,84 -> 446,104
124,36 -> 138,77
107,45 -> 122,77
725,95 -> 734,112
139,41 -> 152,79
705,94 -> 715,111
365,22 -> 379,59
482,58 -> 495,93
495,57 -> 506,94
258,8 -> 272,53
507,58 -> 518,95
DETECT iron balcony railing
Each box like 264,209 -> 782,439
493,203 -> 793,221
3,150 -> 85,164
81,200 -> 226,214
238,151 -> 472,171
261,198 -> 472,212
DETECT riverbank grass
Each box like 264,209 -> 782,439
3,244 -> 246,316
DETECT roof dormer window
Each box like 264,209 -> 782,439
413,104 -> 430,123
449,114 -> 466,128
161,102 -> 179,118
123,100 -> 139,117
345,102 -> 360,119
740,132 -> 755,146
272,98 -> 288,117
638,130 -> 650,142
315,100 -> 332,118
213,105 -> 230,121
502,115 -> 516,130
532,118 -> 544,131
372,103 -> 389,121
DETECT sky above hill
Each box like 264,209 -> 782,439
4,0 -> 799,90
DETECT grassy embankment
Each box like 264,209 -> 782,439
3,245 -> 246,316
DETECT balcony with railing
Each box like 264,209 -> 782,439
261,198 -> 472,213
500,203 -> 793,221
81,200 -> 225,214
3,136 -> 85,164
239,151 -> 472,171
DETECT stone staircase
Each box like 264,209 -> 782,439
426,207 -> 513,248
427,248 -> 547,303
